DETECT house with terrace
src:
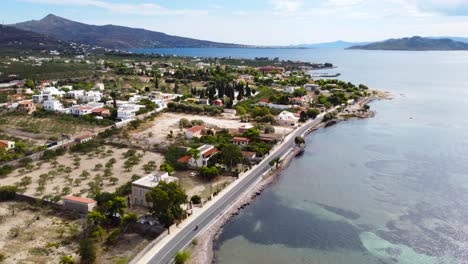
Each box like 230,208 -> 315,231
178,145 -> 219,168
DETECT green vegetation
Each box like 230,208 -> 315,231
174,250 -> 191,264
0,186 -> 17,201
146,181 -> 187,227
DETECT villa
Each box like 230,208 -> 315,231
177,145 -> 219,168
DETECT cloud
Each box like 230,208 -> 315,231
410,0 -> 468,16
270,0 -> 303,13
19,0 -> 208,16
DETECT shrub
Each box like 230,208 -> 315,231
190,195 -> 201,205
174,250 -> 191,264
0,252 -> 5,262
0,165 -> 13,177
59,255 -> 75,264
0,186 -> 17,201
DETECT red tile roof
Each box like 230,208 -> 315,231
241,151 -> 256,158
177,155 -> 191,163
186,125 -> 205,134
91,108 -> 109,113
202,147 -> 218,158
63,196 -> 96,204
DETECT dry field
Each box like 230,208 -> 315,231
0,201 -> 83,264
0,201 -> 151,264
175,170 -> 235,200
1,145 -> 164,200
130,112 -> 293,149
0,113 -> 100,143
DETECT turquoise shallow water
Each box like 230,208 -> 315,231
136,48 -> 468,263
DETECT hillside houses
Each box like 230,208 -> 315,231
43,99 -> 64,111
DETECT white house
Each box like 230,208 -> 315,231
284,86 -> 300,93
106,100 -> 128,108
69,105 -> 93,116
0,140 -> 15,151
151,99 -> 167,111
68,102 -> 104,116
131,172 -> 178,207
43,100 -> 64,111
177,145 -> 219,168
184,126 -> 205,139
117,104 -> 144,121
276,111 -> 299,127
79,91 -> 102,103
67,90 -> 85,99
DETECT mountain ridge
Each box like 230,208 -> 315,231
12,14 -> 248,49
347,36 -> 468,51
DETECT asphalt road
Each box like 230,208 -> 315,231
145,116 -> 325,264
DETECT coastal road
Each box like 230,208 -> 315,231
142,114 -> 327,264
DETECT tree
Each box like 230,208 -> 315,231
299,111 -> 308,122
269,156 -> 281,169
236,106 -> 246,116
79,239 -> 96,264
220,144 -> 242,171
306,109 -> 320,119
179,118 -> 190,128
160,163 -> 174,175
87,211 -> 105,226
187,148 -> 201,168
143,161 -> 157,173
294,136 -> 305,147
199,166 -> 220,181
80,170 -> 90,179
146,181 -> 187,227
106,196 -> 127,219
174,250 -> 191,264
242,128 -> 260,141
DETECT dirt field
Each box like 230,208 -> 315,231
1,145 -> 164,200
0,201 -> 83,264
175,170 -> 235,200
0,201 -> 152,264
130,112 -> 293,149
0,113 -> 101,142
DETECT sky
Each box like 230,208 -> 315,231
3,0 -> 468,45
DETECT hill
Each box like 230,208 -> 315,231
12,14 -> 247,49
348,36 -> 468,51
0,24 -> 69,52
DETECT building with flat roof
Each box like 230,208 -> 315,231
131,172 -> 178,207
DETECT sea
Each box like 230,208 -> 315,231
134,48 -> 468,264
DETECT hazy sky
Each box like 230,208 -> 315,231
3,0 -> 468,45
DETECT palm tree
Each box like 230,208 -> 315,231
187,148 -> 201,168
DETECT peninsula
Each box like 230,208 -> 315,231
348,36 -> 468,51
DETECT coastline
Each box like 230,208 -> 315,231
186,91 -> 390,264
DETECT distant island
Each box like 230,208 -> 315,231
11,14 -> 249,49
348,36 -> 468,51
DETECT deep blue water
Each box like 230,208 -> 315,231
135,48 -> 468,263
